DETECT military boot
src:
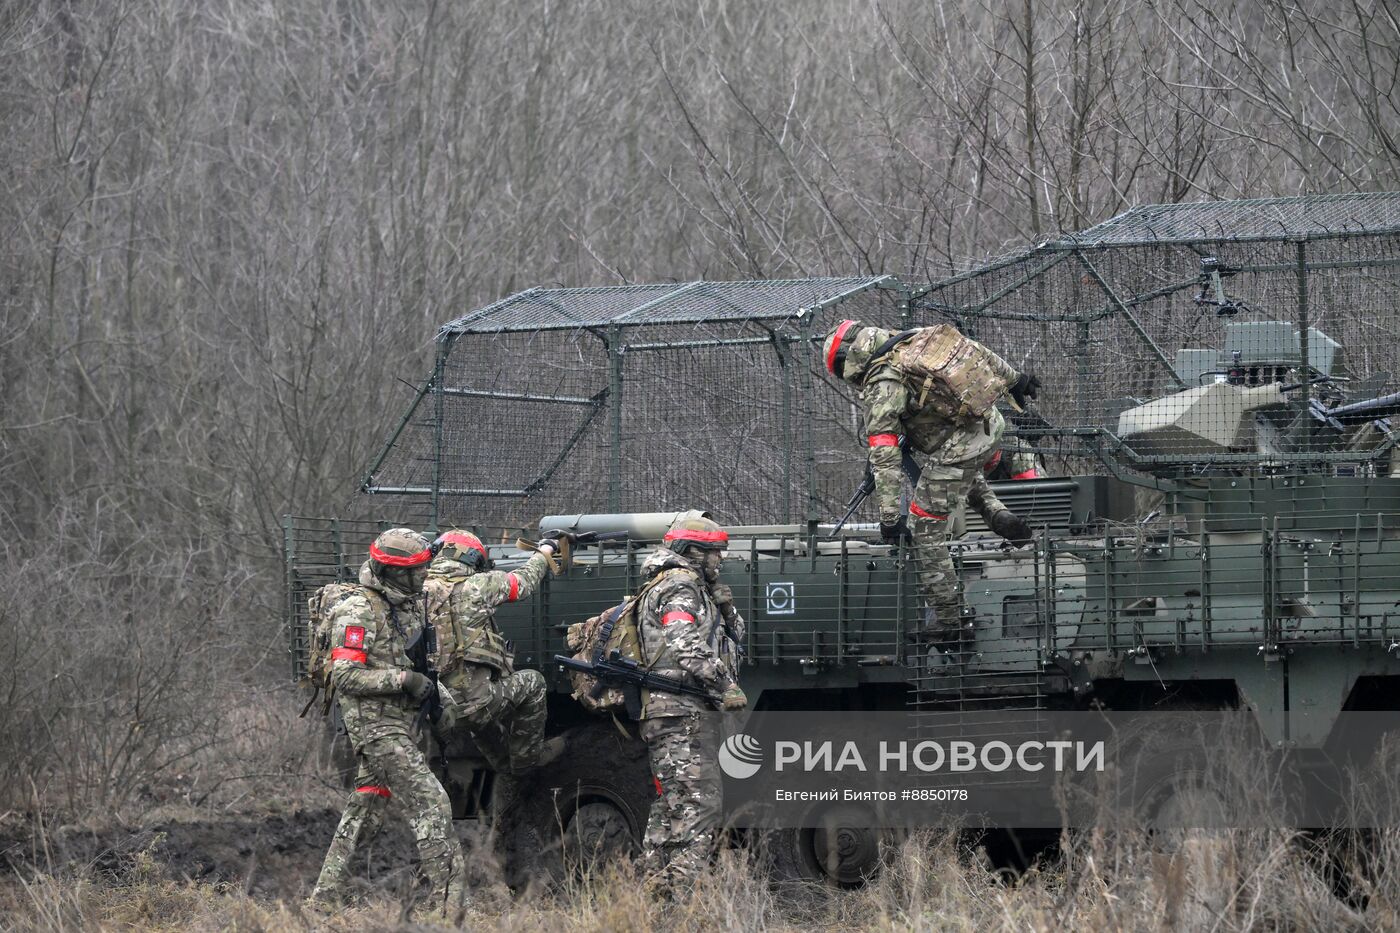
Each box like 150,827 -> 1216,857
508,735 -> 566,774
491,773 -> 527,825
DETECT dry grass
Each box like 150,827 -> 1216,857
2,826 -> 1394,932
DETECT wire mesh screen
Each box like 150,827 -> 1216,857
364,195 -> 1400,538
923,225 -> 1400,483
368,277 -> 910,531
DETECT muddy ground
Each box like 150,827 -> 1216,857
0,809 -> 440,901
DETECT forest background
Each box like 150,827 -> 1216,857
3,0 -> 1400,819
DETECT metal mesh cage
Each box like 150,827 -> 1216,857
922,195 -> 1400,482
368,276 -> 913,531
364,193 -> 1400,535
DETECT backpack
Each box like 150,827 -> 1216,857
300,581 -> 363,717
563,594 -> 647,714
879,324 -> 1016,421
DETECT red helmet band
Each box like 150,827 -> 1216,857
436,532 -> 487,559
826,319 -> 857,374
664,529 -> 729,544
369,542 -> 433,567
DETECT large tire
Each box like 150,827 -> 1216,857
562,801 -> 637,874
499,720 -> 653,890
758,804 -> 894,889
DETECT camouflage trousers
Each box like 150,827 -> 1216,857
639,711 -> 722,889
312,732 -> 467,914
908,460 -> 1002,631
440,665 -> 547,774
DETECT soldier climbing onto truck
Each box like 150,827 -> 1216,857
821,319 -> 1039,648
423,529 -> 570,822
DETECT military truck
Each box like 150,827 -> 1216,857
286,192 -> 1400,884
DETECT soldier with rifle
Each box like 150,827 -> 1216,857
822,320 -> 1039,646
629,513 -> 747,895
310,528 -> 467,918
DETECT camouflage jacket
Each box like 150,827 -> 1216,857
862,366 -> 1007,522
423,551 -> 550,678
327,561 -> 428,748
985,443 -> 1043,482
636,548 -> 737,719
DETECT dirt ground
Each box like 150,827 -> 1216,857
0,808 -> 1388,932
0,808 -> 420,902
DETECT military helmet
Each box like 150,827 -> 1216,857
822,319 -> 862,379
369,527 -> 434,596
822,320 -> 894,385
663,513 -> 728,555
432,529 -> 491,571
370,527 -> 434,569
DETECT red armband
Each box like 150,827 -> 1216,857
1010,469 -> 1041,480
355,785 -> 391,798
661,610 -> 696,626
331,647 -> 367,664
506,573 -> 520,601
909,503 -> 948,520
867,434 -> 899,447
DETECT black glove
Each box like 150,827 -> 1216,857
1009,371 -> 1041,408
989,510 -> 1034,546
879,516 -> 908,544
400,671 -> 433,703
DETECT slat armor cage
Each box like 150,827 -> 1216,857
362,192 -> 1400,537
361,276 -> 918,535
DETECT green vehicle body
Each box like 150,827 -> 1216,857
285,193 -> 1400,881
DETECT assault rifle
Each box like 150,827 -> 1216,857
554,650 -> 720,718
403,617 -> 443,734
828,438 -> 923,537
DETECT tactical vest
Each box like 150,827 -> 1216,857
639,567 -> 722,675
426,571 -> 514,675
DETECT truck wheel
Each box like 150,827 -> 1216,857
1115,739 -> 1245,831
499,722 -> 652,889
761,805 -> 889,887
562,800 -> 636,874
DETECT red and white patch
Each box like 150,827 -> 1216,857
344,625 -> 365,648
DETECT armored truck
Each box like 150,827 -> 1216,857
286,192 -> 1400,884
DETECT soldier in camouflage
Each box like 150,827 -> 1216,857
310,528 -> 467,917
983,439 -> 1045,482
822,321 -> 1039,637
423,530 -> 566,782
635,513 -> 747,895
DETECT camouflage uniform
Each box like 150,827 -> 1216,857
984,441 -> 1045,482
634,532 -> 743,891
424,544 -> 553,773
829,323 -> 1027,632
312,535 -> 467,915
